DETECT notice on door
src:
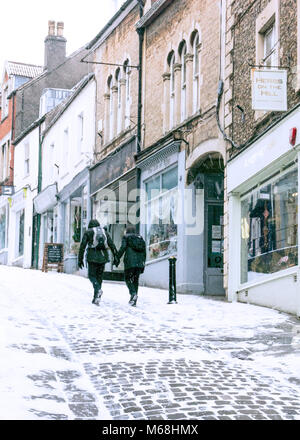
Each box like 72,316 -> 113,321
212,225 -> 222,240
212,240 -> 221,253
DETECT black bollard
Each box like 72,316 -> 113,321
168,256 -> 177,304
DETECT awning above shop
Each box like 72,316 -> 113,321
33,183 -> 58,214
58,167 -> 89,202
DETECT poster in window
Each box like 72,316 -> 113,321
212,240 -> 221,253
212,225 -> 222,239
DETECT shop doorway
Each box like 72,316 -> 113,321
188,153 -> 225,296
204,170 -> 225,295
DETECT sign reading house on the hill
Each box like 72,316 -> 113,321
251,68 -> 287,112
42,243 -> 64,272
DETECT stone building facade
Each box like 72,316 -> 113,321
224,0 -> 300,316
85,0 -> 143,280
224,0 -> 299,150
136,0 -> 227,294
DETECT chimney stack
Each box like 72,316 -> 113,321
56,22 -> 64,37
48,20 -> 55,36
44,20 -> 67,71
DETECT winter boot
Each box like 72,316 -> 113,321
129,293 -> 135,304
93,289 -> 103,306
130,294 -> 138,307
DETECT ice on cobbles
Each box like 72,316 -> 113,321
1,265 -> 300,420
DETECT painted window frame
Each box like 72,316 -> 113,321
180,42 -> 187,122
169,52 -> 175,129
192,32 -> 200,113
143,165 -> 178,262
240,164 -> 298,285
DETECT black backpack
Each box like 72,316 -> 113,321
129,235 -> 146,252
89,226 -> 107,250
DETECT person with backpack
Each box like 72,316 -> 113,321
116,225 -> 146,307
78,219 -> 119,306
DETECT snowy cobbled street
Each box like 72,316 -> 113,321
1,266 -> 300,421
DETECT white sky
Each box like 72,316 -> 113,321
0,0 -> 123,72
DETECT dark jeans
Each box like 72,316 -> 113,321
124,268 -> 143,297
88,262 -> 105,296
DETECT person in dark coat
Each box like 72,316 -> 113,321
78,219 -> 119,305
116,225 -> 146,307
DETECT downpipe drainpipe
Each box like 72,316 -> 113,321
136,0 -> 144,233
35,124 -> 44,269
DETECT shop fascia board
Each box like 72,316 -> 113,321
90,167 -> 137,198
229,147 -> 298,197
57,167 -> 89,203
227,107 -> 300,194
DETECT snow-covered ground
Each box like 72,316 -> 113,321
0,265 -> 299,420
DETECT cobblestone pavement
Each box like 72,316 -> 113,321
1,268 -> 300,420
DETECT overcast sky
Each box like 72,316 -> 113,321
0,0 -> 123,73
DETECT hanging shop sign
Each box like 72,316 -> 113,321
1,185 -> 15,196
251,68 -> 287,112
33,183 -> 57,214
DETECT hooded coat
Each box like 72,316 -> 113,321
78,220 -> 118,265
117,233 -> 146,271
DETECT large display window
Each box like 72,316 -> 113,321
144,166 -> 178,261
0,206 -> 7,250
241,166 -> 298,283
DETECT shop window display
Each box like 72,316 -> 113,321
241,166 -> 298,283
18,209 -> 25,257
0,206 -> 6,250
145,167 -> 178,261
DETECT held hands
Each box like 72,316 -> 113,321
113,256 -> 120,268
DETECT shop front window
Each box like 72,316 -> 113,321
0,206 -> 7,249
241,166 -> 298,283
145,166 -> 178,261
18,209 -> 25,257
82,186 -> 88,233
71,202 -> 81,255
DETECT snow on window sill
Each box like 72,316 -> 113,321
238,265 -> 299,292
146,253 -> 177,266
11,255 -> 24,264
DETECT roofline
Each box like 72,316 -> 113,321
6,60 -> 43,69
136,0 -> 172,29
84,0 -> 138,55
13,115 -> 46,146
13,45 -> 88,94
42,73 -> 95,137
13,73 -> 95,145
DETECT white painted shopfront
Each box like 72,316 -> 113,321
227,105 -> 300,317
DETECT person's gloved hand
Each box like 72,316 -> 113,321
113,256 -> 120,267
78,261 -> 84,269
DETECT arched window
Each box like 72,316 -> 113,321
115,68 -> 122,134
192,32 -> 200,113
107,75 -> 114,140
124,60 -> 131,129
168,51 -> 175,129
179,41 -> 187,122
